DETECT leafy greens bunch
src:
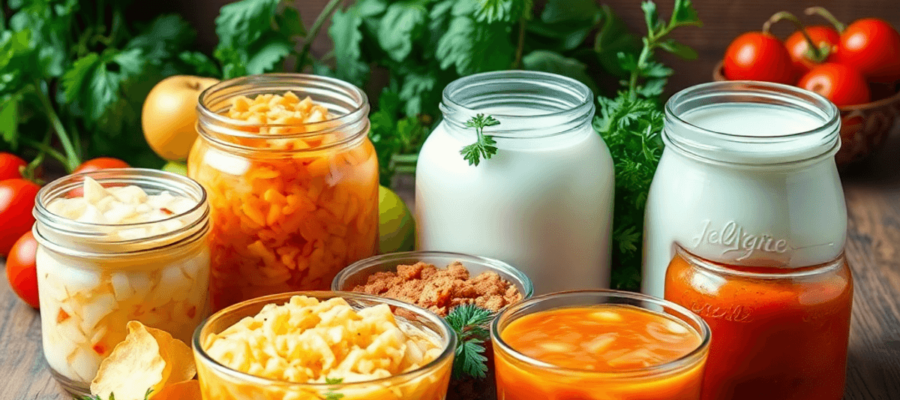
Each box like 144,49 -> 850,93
0,0 -> 341,172
0,0 -> 205,171
594,0 -> 702,289
326,0 -> 643,186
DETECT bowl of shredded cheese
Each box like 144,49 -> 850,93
192,291 -> 456,400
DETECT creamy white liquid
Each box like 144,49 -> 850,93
681,104 -> 823,137
643,103 -> 846,297
416,109 -> 614,294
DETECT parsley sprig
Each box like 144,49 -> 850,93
78,388 -> 152,400
460,114 -> 500,167
322,377 -> 345,400
593,0 -> 701,289
446,304 -> 494,379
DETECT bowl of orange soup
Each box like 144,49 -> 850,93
490,290 -> 711,400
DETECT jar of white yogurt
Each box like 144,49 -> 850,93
415,71 -> 614,294
33,169 -> 210,395
643,81 -> 846,297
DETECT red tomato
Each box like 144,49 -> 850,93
6,231 -> 39,309
798,63 -> 871,107
785,26 -> 841,76
834,18 -> 900,83
0,179 -> 40,256
73,157 -> 130,174
724,32 -> 796,84
0,152 -> 27,181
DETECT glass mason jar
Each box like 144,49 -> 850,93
491,290 -> 711,400
190,73 -> 379,311
33,169 -> 210,395
333,251 -> 535,400
416,71 -> 614,294
643,81 -> 853,400
193,291 -> 456,400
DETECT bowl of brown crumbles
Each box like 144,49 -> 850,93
333,251 -> 534,400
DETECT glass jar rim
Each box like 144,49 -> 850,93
192,290 -> 457,389
664,81 -> 841,166
490,289 -> 711,378
33,168 -> 209,254
674,245 -> 846,279
440,70 -> 595,140
332,250 -> 536,304
196,73 -> 370,152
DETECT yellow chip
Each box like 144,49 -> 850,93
146,325 -> 197,385
153,380 -> 201,400
90,321 -> 166,399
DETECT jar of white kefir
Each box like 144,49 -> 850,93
33,169 -> 210,395
415,71 -> 614,294
643,81 -> 847,296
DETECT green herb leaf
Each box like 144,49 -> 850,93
540,0 -> 599,24
213,46 -> 247,79
474,0 -> 532,24
594,5 -> 641,77
671,0 -> 701,27
522,50 -> 597,93
246,36 -> 293,74
446,305 -> 493,379
215,0 -> 282,48
323,377 -> 345,400
78,388 -> 152,400
8,0 -> 72,79
460,114 -> 500,167
127,15 -> 197,62
641,1 -> 661,34
436,15 -> 514,76
0,98 -> 19,146
637,78 -> 667,98
329,7 -> 369,87
641,60 -> 673,78
658,39 -> 698,60
398,71 -> 436,117
458,338 -> 489,378
377,0 -> 428,63
178,51 -> 221,77
276,6 -> 308,38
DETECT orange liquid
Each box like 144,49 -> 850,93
665,253 -> 853,400
495,305 -> 707,400
189,136 -> 379,311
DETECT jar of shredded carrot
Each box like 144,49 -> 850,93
190,74 -> 378,311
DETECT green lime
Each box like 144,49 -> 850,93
379,185 -> 415,253
162,161 -> 188,176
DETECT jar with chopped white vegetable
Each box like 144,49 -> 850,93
32,169 -> 210,395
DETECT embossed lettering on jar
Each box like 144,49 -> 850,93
644,81 -> 853,400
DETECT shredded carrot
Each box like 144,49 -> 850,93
191,92 -> 379,311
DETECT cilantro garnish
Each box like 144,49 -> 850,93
446,304 -> 494,379
78,388 -> 152,400
322,377 -> 345,400
459,114 -> 500,167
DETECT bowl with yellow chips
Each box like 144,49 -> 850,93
192,291 -> 456,400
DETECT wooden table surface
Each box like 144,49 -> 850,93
2,137 -> 900,400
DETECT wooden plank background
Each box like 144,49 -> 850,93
147,0 -> 900,92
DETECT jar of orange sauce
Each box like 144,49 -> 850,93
645,81 -> 853,400
190,74 -> 379,311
